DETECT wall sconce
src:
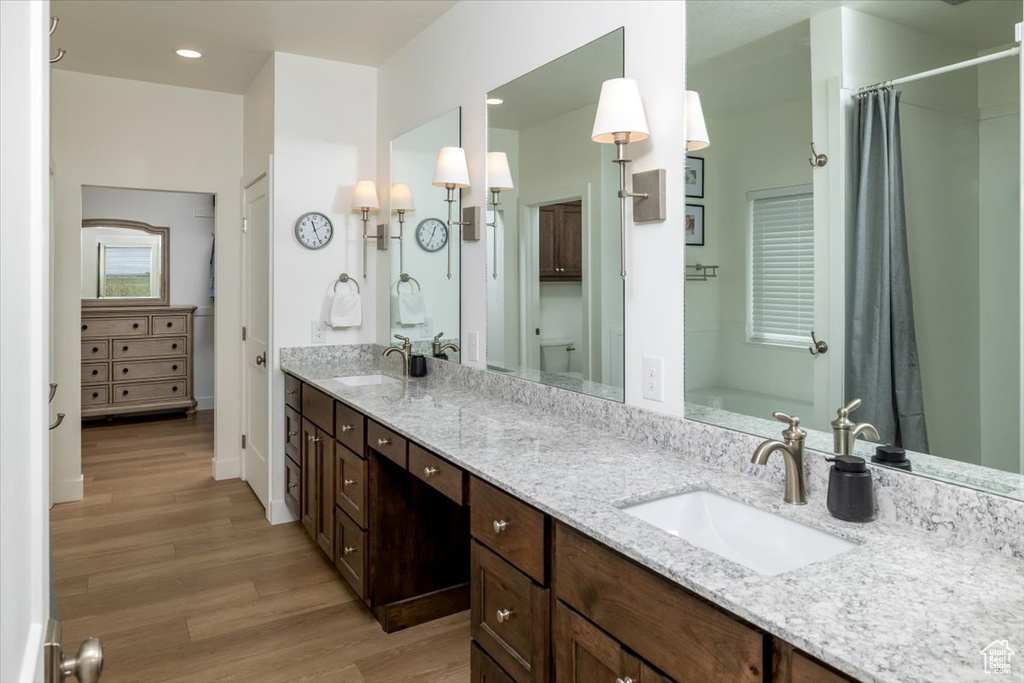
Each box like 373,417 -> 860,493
685,90 -> 710,151
592,77 -> 666,279
486,152 -> 514,280
431,146 -> 470,280
352,180 -> 380,280
390,182 -> 414,277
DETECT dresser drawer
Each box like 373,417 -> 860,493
82,340 -> 109,360
81,316 -> 149,338
113,379 -> 188,404
113,337 -> 185,359
335,443 -> 368,528
334,509 -> 367,600
471,541 -> 549,683
334,401 -> 365,456
81,363 -> 109,383
285,406 -> 302,462
285,374 -> 301,411
367,420 -> 407,468
284,453 -> 301,520
301,384 -> 334,434
113,359 -> 186,381
470,477 -> 547,584
152,315 -> 187,335
472,642 -> 517,683
81,386 -> 109,407
410,443 -> 465,505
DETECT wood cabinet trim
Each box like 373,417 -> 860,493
470,477 -> 547,584
409,443 -> 465,505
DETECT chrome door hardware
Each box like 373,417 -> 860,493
45,620 -> 104,683
495,608 -> 514,623
808,142 -> 828,167
340,424 -> 354,432
492,519 -> 508,533
423,466 -> 439,478
808,331 -> 829,356
377,438 -> 392,447
255,352 -> 266,366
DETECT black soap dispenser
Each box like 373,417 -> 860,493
826,455 -> 874,522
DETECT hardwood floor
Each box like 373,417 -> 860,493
52,411 -> 471,682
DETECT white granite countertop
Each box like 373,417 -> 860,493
282,360 -> 1024,683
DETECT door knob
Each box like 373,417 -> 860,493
45,620 -> 104,683
809,331 -> 829,356
255,352 -> 267,366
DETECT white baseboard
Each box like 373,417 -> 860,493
268,498 -> 297,525
51,475 -> 84,504
195,396 -> 214,411
212,455 -> 240,480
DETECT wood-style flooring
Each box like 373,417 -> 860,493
51,411 -> 471,682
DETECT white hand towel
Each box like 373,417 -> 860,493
323,283 -> 362,328
397,291 -> 426,325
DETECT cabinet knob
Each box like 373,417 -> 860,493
166,321 -> 173,328
288,430 -> 298,438
172,343 -> 178,350
342,546 -> 357,556
122,346 -> 129,352
288,482 -> 298,491
92,347 -> 99,353
172,386 -> 178,392
82,324 -> 88,331
343,478 -> 356,487
312,436 -> 321,444
377,437 -> 391,447
496,608 -> 513,623
492,520 -> 508,533
91,369 -> 98,376
340,424 -> 354,432
287,389 -> 297,396
132,323 -> 139,329
423,466 -> 439,478
122,390 -> 129,396
92,392 -> 99,399
122,368 -> 129,374
615,679 -> 634,683
172,364 -> 178,371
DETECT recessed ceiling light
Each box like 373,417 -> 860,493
175,49 -> 202,59
486,98 -> 504,105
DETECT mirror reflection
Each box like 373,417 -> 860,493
684,0 -> 1022,498
389,108 -> 462,362
81,220 -> 168,306
486,28 -> 625,401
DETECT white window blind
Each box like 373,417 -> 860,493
748,186 -> 814,345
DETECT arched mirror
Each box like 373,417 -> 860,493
81,219 -> 169,307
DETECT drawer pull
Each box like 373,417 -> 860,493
172,364 -> 178,371
288,482 -> 298,491
91,369 -> 98,376
342,546 -> 357,556
122,390 -> 129,396
132,323 -> 139,329
312,436 -> 322,444
82,324 -> 88,331
343,478 -> 356,487
423,466 -> 439,478
496,608 -> 514,623
92,392 -> 99,399
340,424 -> 354,432
288,430 -> 298,438
122,368 -> 129,374
377,437 -> 391,447
172,386 -> 178,392
172,343 -> 178,350
307,434 -> 321,443
492,519 -> 508,533
166,321 -> 173,328
615,679 -> 634,683
287,389 -> 297,396
122,345 -> 129,352
91,347 -> 99,353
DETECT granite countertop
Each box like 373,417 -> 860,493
282,359 -> 1024,683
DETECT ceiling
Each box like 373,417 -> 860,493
50,0 -> 456,94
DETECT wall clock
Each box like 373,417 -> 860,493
415,218 -> 448,253
294,212 -> 333,250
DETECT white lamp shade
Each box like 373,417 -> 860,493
352,180 -> 380,211
390,183 -> 415,212
432,147 -> 470,189
591,78 -> 650,144
486,152 -> 514,191
685,90 -> 710,151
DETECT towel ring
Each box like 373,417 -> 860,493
393,273 -> 421,295
334,273 -> 360,294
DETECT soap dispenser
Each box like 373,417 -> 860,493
826,455 -> 874,522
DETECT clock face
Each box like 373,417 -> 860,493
294,212 -> 334,250
415,218 -> 448,253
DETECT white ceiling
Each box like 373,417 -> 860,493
50,0 -> 456,94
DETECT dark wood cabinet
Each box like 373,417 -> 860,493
335,443 -> 367,528
539,202 -> 582,282
472,642 -> 517,683
773,639 -> 856,683
300,418 -> 317,538
554,601 -> 640,683
316,430 -> 334,558
283,454 -> 301,520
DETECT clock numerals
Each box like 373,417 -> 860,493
416,219 -> 448,252
295,212 -> 333,250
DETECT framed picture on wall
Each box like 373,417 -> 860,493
685,204 -> 705,246
685,157 -> 705,198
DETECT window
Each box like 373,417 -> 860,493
748,185 -> 814,346
100,245 -> 156,298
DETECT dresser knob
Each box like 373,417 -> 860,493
340,424 -> 354,432
122,368 -> 128,374
172,364 -> 178,371
342,546 -> 357,556
423,466 -> 439,478
122,390 -> 129,396
92,347 -> 99,353
496,608 -> 513,623
377,438 -> 391,447
172,343 -> 178,350
343,478 -> 356,487
166,322 -> 173,328
172,386 -> 178,392
132,323 -> 139,329
92,392 -> 98,399
91,369 -> 98,376
492,520 -> 508,533
82,324 -> 88,331
122,346 -> 129,352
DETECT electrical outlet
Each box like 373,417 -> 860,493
421,317 -> 433,339
311,321 -> 326,344
467,331 -> 479,362
642,356 -> 664,402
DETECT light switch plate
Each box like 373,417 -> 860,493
311,321 -> 326,344
642,356 -> 664,402
633,169 -> 667,223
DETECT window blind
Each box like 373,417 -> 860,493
104,246 -> 152,277
749,188 -> 814,345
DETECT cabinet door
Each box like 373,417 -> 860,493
300,418 -> 318,539
558,202 -> 583,280
317,427 -> 335,558
284,454 -> 301,519
554,602 -> 640,683
539,205 -> 559,280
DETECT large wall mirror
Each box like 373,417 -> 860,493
486,28 -> 625,401
81,219 -> 169,307
389,107 -> 462,361
684,0 -> 1022,498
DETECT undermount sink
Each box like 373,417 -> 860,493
334,374 -> 399,387
621,490 -> 855,576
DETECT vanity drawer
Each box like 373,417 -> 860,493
554,523 -> 764,683
81,363 -> 109,383
773,640 -> 856,683
152,315 -> 187,335
472,642 -> 516,683
113,379 -> 188,404
285,374 -> 301,410
285,406 -> 302,462
301,384 -> 334,434
410,443 -> 465,505
113,359 -> 186,381
112,337 -> 186,359
81,316 -> 149,338
471,541 -> 550,683
470,477 -> 547,584
82,340 -> 109,360
81,386 -> 109,407
334,508 -> 367,600
334,401 -> 365,456
284,453 -> 301,520
335,443 -> 368,528
367,420 -> 407,468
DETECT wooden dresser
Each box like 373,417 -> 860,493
81,305 -> 197,419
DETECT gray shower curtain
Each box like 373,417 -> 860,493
847,89 -> 929,453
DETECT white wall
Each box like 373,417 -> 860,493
81,187 -> 217,409
243,56 -> 274,187
378,0 -> 688,415
51,71 -> 244,499
486,127 -> 521,367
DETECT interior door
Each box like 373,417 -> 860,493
242,173 -> 270,509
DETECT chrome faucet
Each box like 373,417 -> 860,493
751,412 -> 807,505
831,399 -> 880,455
382,334 -> 412,376
432,332 -> 460,358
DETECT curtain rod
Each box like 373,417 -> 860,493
856,45 -> 1020,96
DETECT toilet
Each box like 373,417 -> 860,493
540,339 -> 573,374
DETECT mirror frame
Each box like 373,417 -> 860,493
81,219 -> 170,308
